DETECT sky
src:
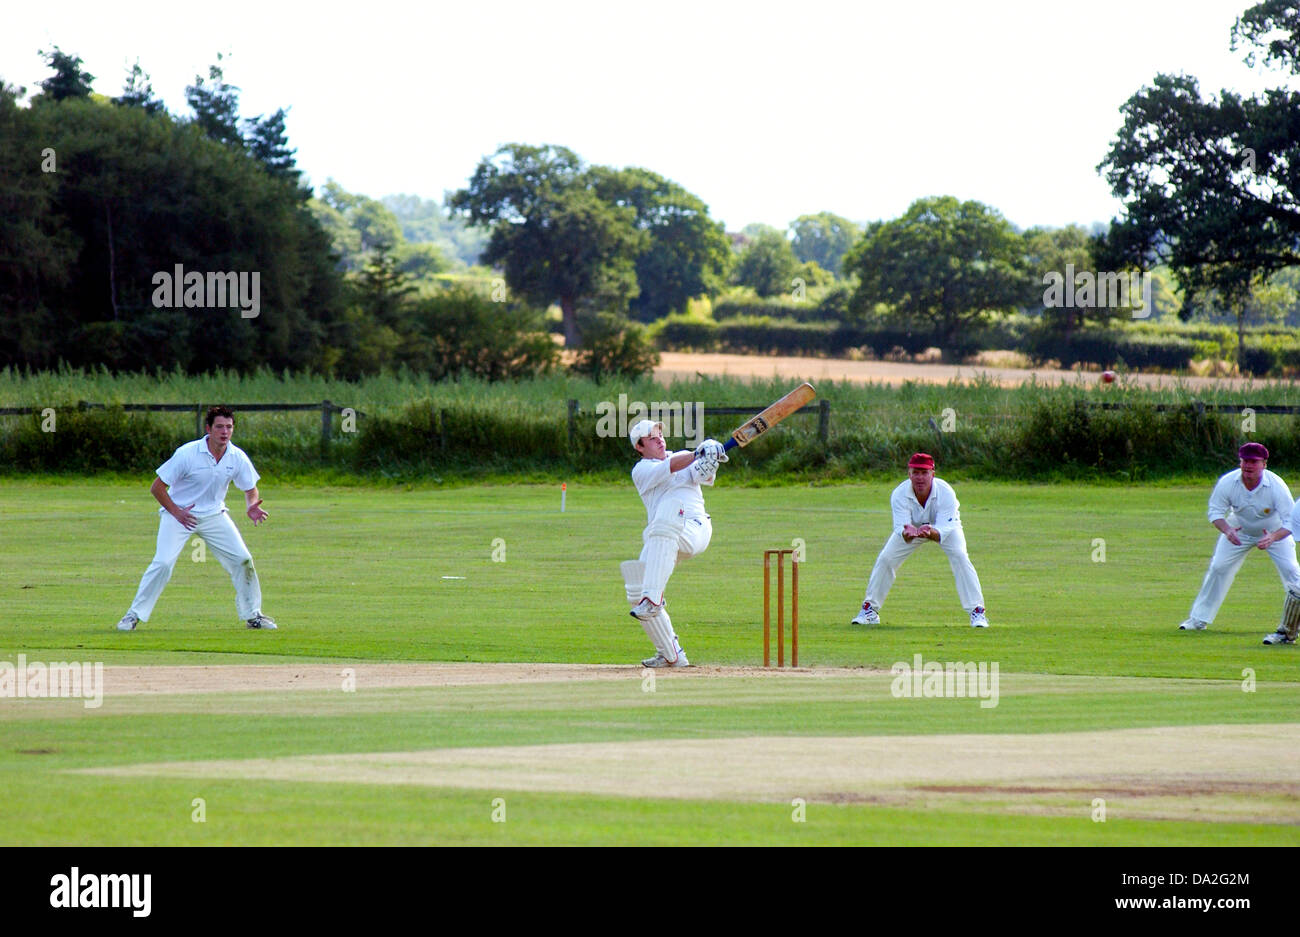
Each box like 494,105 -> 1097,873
2,0 -> 1285,232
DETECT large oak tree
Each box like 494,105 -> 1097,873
844,196 -> 1027,360
1098,0 -> 1300,366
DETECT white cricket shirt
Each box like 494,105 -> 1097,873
155,436 -> 260,518
1207,468 -> 1293,535
890,477 -> 963,539
633,452 -> 708,526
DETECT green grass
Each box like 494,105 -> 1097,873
1,479 -> 1297,845
4,480 -> 1298,678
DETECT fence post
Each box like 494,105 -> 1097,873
568,399 -> 579,449
440,409 -> 448,452
818,399 -> 830,443
320,400 -> 333,457
196,405 -> 203,439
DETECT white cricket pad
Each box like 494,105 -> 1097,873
640,606 -> 680,663
621,560 -> 645,605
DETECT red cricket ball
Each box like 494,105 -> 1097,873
1101,370 -> 1116,384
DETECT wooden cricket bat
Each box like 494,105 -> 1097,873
722,382 -> 817,451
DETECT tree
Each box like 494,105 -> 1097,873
37,47 -> 95,101
1022,225 -> 1128,335
244,108 -> 300,186
567,310 -> 659,381
1098,2 -> 1300,363
732,227 -> 800,298
588,166 -> 731,321
450,144 -> 644,346
406,288 -> 559,381
0,83 -> 75,366
2,89 -> 344,373
114,61 -> 165,115
185,56 -> 243,149
790,212 -> 861,276
844,196 -> 1027,360
381,193 -> 487,267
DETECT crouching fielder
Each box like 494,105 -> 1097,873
851,452 -> 988,628
621,419 -> 727,667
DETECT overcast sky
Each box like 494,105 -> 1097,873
2,0 -> 1283,232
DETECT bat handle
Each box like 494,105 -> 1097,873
722,438 -> 738,452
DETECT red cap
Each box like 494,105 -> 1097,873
1238,442 -> 1269,461
907,452 -> 935,469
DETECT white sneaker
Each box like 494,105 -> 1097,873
1263,629 -> 1294,645
641,652 -> 690,668
116,612 -> 139,632
246,614 -> 277,630
970,608 -> 989,628
629,598 -> 658,621
1178,619 -> 1208,631
851,604 -> 880,626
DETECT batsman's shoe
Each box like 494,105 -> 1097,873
629,597 -> 660,621
1178,618 -> 1208,631
246,614 -> 277,630
970,608 -> 989,628
116,612 -> 139,632
851,603 -> 880,626
641,652 -> 690,668
1263,629 -> 1295,645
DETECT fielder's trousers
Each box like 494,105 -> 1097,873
1189,533 -> 1300,624
129,510 -> 263,622
864,526 -> 984,612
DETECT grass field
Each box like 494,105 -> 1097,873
1,479 -> 1298,845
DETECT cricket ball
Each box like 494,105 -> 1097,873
1101,370 -> 1116,384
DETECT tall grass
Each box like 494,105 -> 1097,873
3,365 -> 1300,481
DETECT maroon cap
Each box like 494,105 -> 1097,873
907,452 -> 935,469
1238,442 -> 1269,461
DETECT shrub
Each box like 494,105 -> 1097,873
2,405 -> 178,473
568,311 -> 660,382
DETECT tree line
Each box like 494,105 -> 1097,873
4,0 -> 1299,377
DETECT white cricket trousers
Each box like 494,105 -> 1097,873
129,510 -> 263,621
639,512 -> 712,605
864,526 -> 984,611
1189,533 -> 1300,623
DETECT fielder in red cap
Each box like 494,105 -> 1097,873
851,452 -> 989,628
1178,442 -> 1300,633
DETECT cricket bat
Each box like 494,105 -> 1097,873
722,382 -> 817,451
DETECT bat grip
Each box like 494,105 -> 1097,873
722,438 -> 738,452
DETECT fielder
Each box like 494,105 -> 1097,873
115,405 -> 277,632
622,419 -> 728,667
851,452 -> 989,628
1179,442 -> 1299,632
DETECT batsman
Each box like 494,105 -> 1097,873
621,419 -> 729,667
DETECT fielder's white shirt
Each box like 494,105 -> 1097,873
1207,469 -> 1293,536
633,452 -> 708,526
155,436 -> 260,518
891,477 -> 962,540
